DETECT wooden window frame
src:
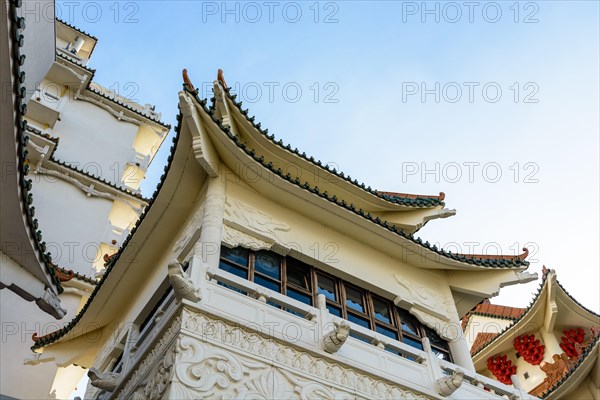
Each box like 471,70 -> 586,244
219,246 -> 452,360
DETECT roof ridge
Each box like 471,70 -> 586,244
49,157 -> 149,201
202,69 -> 444,209
56,51 -> 96,74
457,248 -> 529,262
56,266 -> 98,285
86,85 -> 171,128
377,191 -> 446,201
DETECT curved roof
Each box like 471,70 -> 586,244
2,1 -> 64,301
186,72 -> 530,269
32,69 -> 534,350
471,269 -> 599,358
216,86 -> 445,209
31,112 -> 182,350
26,126 -> 148,201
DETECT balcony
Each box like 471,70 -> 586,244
88,263 -> 537,400
101,221 -> 130,247
25,86 -> 63,128
127,149 -> 151,171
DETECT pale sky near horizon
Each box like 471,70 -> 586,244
57,0 -> 599,315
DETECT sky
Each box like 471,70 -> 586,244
56,0 -> 599,312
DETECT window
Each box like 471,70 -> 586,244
316,272 -> 341,316
285,258 -> 314,307
425,327 -> 452,361
218,246 -> 451,360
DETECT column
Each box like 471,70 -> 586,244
190,176 -> 226,284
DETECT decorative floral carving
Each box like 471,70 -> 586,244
513,333 -> 545,365
393,274 -> 456,340
173,203 -> 204,255
173,335 -> 264,395
222,225 -> 272,251
176,308 -> 430,399
224,199 -> 290,243
115,315 -> 181,399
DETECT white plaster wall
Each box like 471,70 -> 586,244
50,97 -> 139,185
465,315 -> 513,349
31,177 -> 113,274
225,179 -> 456,312
0,289 -> 81,399
514,348 -> 547,392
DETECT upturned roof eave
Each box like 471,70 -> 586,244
185,83 -> 531,272
472,270 -> 600,363
30,113 -> 185,351
220,90 -> 446,211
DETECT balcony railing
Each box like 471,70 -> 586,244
95,264 -> 537,400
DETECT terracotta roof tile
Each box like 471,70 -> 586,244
473,303 -> 526,319
471,332 -> 499,355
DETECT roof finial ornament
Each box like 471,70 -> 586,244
439,192 -> 445,201
182,69 -> 195,92
518,247 -> 529,261
217,68 -> 228,89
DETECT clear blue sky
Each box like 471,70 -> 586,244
58,1 -> 599,311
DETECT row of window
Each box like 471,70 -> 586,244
219,246 -> 451,361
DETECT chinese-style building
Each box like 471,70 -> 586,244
24,66 -> 545,400
464,268 -> 599,399
1,2 -> 169,398
2,2 -> 597,400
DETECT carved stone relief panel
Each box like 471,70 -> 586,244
224,198 -> 290,244
169,307 -> 431,400
393,274 -> 457,341
115,315 -> 182,400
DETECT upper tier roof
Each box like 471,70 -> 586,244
31,69 -> 536,352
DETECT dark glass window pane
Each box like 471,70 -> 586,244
376,324 -> 399,340
348,313 -> 369,328
432,348 -> 451,361
399,309 -> 420,336
286,308 -> 303,318
317,275 -> 337,301
287,259 -> 311,289
385,347 -> 402,356
287,288 -> 312,305
425,327 -> 449,350
327,305 -> 342,316
219,261 -> 248,279
350,332 -> 371,343
373,297 -> 392,324
345,286 -> 364,313
217,281 -> 246,295
402,336 -> 424,351
267,300 -> 281,309
254,251 -> 280,279
221,246 -> 248,266
254,275 -> 280,292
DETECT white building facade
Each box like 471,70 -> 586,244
1,14 -> 169,399
32,71 -> 541,400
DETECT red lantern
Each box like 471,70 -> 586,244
514,333 -> 545,365
487,355 -> 516,385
